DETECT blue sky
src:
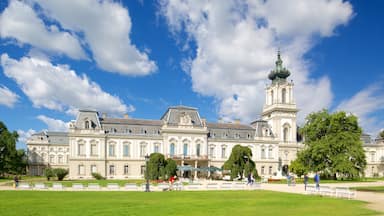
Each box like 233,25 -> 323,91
0,0 -> 383,149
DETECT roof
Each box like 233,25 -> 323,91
101,118 -> 163,126
207,122 -> 254,130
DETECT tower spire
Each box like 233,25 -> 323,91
268,50 -> 290,83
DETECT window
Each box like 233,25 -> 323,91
91,143 -> 98,156
50,155 -> 55,163
209,146 -> 215,158
283,127 -> 289,142
124,165 -> 129,175
271,90 -> 274,104
58,155 -> 63,164
140,144 -> 146,157
183,143 -> 188,156
261,147 -> 266,159
109,165 -> 115,175
261,166 -> 265,175
58,148 -> 62,152
170,143 -> 175,157
109,144 -> 115,157
154,144 -> 159,153
78,143 -> 85,156
221,146 -> 226,158
282,88 -> 286,103
196,144 -> 201,157
123,144 -> 130,157
268,146 -> 273,159
78,165 -> 85,175
85,121 -> 89,129
91,165 -> 97,173
371,153 -> 375,162
269,166 -> 272,175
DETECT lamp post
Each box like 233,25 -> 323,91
145,154 -> 150,192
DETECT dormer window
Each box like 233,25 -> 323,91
85,121 -> 89,129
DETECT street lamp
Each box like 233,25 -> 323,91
145,154 -> 150,192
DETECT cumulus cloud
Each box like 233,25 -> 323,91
159,0 -> 352,124
0,85 -> 19,107
37,115 -> 69,131
17,129 -> 36,149
1,53 -> 132,115
31,0 -> 157,75
0,0 -> 86,59
336,83 -> 384,135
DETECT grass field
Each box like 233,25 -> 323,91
0,190 -> 378,216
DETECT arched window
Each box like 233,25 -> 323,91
261,166 -> 265,175
123,143 -> 130,157
282,88 -> 286,103
268,146 -> 273,159
196,144 -> 201,157
261,146 -> 266,159
85,121 -> 89,129
170,143 -> 175,156
154,144 -> 159,153
269,166 -> 273,175
183,143 -> 188,156
283,127 -> 289,142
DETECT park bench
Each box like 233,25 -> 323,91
319,186 -> 334,196
72,183 -> 84,190
335,187 -> 356,199
233,182 -> 245,189
157,183 -> 170,191
124,183 -> 138,191
186,183 -> 202,190
220,182 -> 233,190
18,183 -> 31,189
52,183 -> 63,190
33,183 -> 47,190
107,183 -> 120,190
87,183 -> 100,190
174,182 -> 183,191
206,183 -> 219,190
252,181 -> 261,189
306,185 -> 318,195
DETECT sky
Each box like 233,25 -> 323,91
0,0 -> 383,149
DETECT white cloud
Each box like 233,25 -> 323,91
37,115 -> 69,131
1,53 -> 131,116
17,129 -> 36,148
0,0 -> 86,59
160,0 -> 352,124
336,84 -> 384,135
30,0 -> 157,75
0,85 -> 19,107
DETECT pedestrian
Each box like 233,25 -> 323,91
287,174 -> 291,186
169,175 -> 176,190
247,173 -> 253,185
13,175 -> 19,188
314,172 -> 320,190
304,174 -> 309,191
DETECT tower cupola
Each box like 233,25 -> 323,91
268,51 -> 290,83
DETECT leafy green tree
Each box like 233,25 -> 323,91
165,158 -> 177,179
0,121 -> 25,176
380,130 -> 384,139
223,145 -> 257,180
148,153 -> 167,180
298,109 -> 366,179
44,168 -> 55,180
290,152 -> 308,178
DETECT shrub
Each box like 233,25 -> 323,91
44,168 -> 55,181
54,168 -> 68,181
91,172 -> 105,180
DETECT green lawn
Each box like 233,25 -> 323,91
353,186 -> 384,193
0,190 -> 379,216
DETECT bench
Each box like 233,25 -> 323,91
52,183 -> 63,190
87,183 -> 101,190
18,183 -> 31,189
72,183 -> 84,190
157,183 -> 170,191
34,183 -> 47,190
319,186 -> 334,196
335,187 -> 356,199
186,183 -> 202,190
233,182 -> 245,189
306,185 -> 318,195
206,183 -> 219,190
220,182 -> 233,189
124,183 -> 138,191
107,183 -> 120,190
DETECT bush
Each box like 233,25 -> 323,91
91,172 -> 105,180
54,168 -> 68,181
44,168 -> 55,181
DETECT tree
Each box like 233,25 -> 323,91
289,152 -> 308,178
164,158 -> 177,179
148,153 -> 167,180
223,145 -> 257,180
55,168 -> 69,181
297,109 -> 366,179
44,168 -> 55,180
380,130 -> 384,139
0,121 -> 25,176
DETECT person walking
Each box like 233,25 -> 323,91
304,174 -> 309,191
13,175 -> 19,188
314,172 -> 320,190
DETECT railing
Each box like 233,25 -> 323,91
166,154 -> 208,160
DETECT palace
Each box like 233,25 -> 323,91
27,53 -> 384,179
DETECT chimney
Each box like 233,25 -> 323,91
123,114 -> 129,119
234,119 -> 241,124
102,113 -> 107,118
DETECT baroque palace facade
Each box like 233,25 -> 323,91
27,53 -> 384,179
